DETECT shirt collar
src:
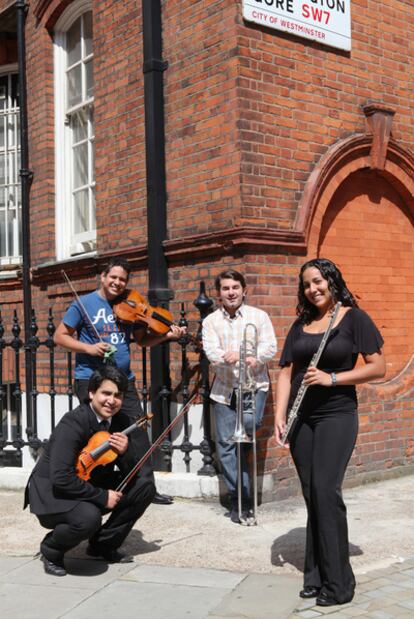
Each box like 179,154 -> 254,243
220,303 -> 245,320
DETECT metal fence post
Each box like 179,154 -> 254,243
194,282 -> 216,476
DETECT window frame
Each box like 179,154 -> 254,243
54,0 -> 95,260
0,64 -> 21,267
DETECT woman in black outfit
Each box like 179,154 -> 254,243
275,258 -> 385,607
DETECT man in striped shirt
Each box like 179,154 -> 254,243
202,270 -> 277,523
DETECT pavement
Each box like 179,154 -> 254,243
1,474 -> 414,618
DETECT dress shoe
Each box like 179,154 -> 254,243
299,586 -> 320,599
152,491 -> 173,505
229,507 -> 253,524
316,592 -> 339,606
86,545 -> 134,563
40,554 -> 66,576
230,507 -> 241,523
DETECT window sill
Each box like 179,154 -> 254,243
0,269 -> 20,280
31,252 -> 98,286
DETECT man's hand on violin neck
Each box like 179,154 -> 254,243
165,324 -> 187,340
106,490 -> 123,509
108,433 -> 128,455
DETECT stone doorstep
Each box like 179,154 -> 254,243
0,467 -> 276,500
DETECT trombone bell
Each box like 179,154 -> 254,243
229,426 -> 252,443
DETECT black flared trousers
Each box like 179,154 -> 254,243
290,410 -> 358,604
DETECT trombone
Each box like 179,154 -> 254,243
229,323 -> 258,526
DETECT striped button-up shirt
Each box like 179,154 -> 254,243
202,304 -> 277,404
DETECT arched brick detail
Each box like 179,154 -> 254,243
33,0 -> 79,29
297,135 -> 414,395
296,135 -> 414,249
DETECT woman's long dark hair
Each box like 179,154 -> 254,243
296,258 -> 358,324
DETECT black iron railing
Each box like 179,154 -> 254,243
0,283 -> 215,476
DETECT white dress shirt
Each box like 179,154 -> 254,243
202,303 -> 277,404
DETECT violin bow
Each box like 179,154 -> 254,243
61,270 -> 116,361
116,384 -> 201,492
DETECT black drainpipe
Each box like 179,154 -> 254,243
16,0 -> 34,441
142,0 -> 173,445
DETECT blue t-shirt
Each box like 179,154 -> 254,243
63,291 -> 135,380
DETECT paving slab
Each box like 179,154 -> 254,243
0,556 -> 33,577
62,579 -> 232,619
0,582 -> 92,619
0,555 -> 136,590
209,573 -> 301,619
122,564 -> 245,589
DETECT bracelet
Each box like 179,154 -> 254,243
330,372 -> 337,386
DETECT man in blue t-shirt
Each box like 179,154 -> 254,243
54,257 -> 185,504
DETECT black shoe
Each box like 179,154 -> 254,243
230,507 -> 241,523
152,492 -> 173,505
40,554 -> 66,576
299,586 -> 320,599
316,592 -> 339,606
86,545 -> 134,563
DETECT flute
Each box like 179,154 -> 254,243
280,302 -> 342,446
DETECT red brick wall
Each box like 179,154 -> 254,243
0,0 -> 412,496
234,0 -> 414,232
163,1 -> 242,238
93,0 -> 148,252
319,169 -> 414,378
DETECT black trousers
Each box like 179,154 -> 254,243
75,378 -> 154,482
290,410 -> 358,604
38,476 -> 155,564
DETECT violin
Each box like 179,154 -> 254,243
113,289 -> 174,335
76,414 -> 153,481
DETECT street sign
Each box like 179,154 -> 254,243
242,0 -> 351,52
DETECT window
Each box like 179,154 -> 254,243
54,3 -> 95,259
0,70 -> 21,266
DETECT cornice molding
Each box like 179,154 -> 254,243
31,245 -> 148,286
163,226 -> 306,263
29,226 -> 306,285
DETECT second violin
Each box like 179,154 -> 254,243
113,289 -> 173,335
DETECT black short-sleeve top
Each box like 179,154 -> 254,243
279,308 -> 384,415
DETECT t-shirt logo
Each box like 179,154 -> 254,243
92,308 -> 116,324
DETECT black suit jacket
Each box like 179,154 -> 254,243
25,404 -> 137,516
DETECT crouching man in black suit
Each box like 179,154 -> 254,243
24,365 -> 155,576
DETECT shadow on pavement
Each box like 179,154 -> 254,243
271,527 -> 363,571
64,557 -> 109,577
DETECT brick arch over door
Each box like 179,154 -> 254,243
317,169 -> 414,379
298,135 -> 414,387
